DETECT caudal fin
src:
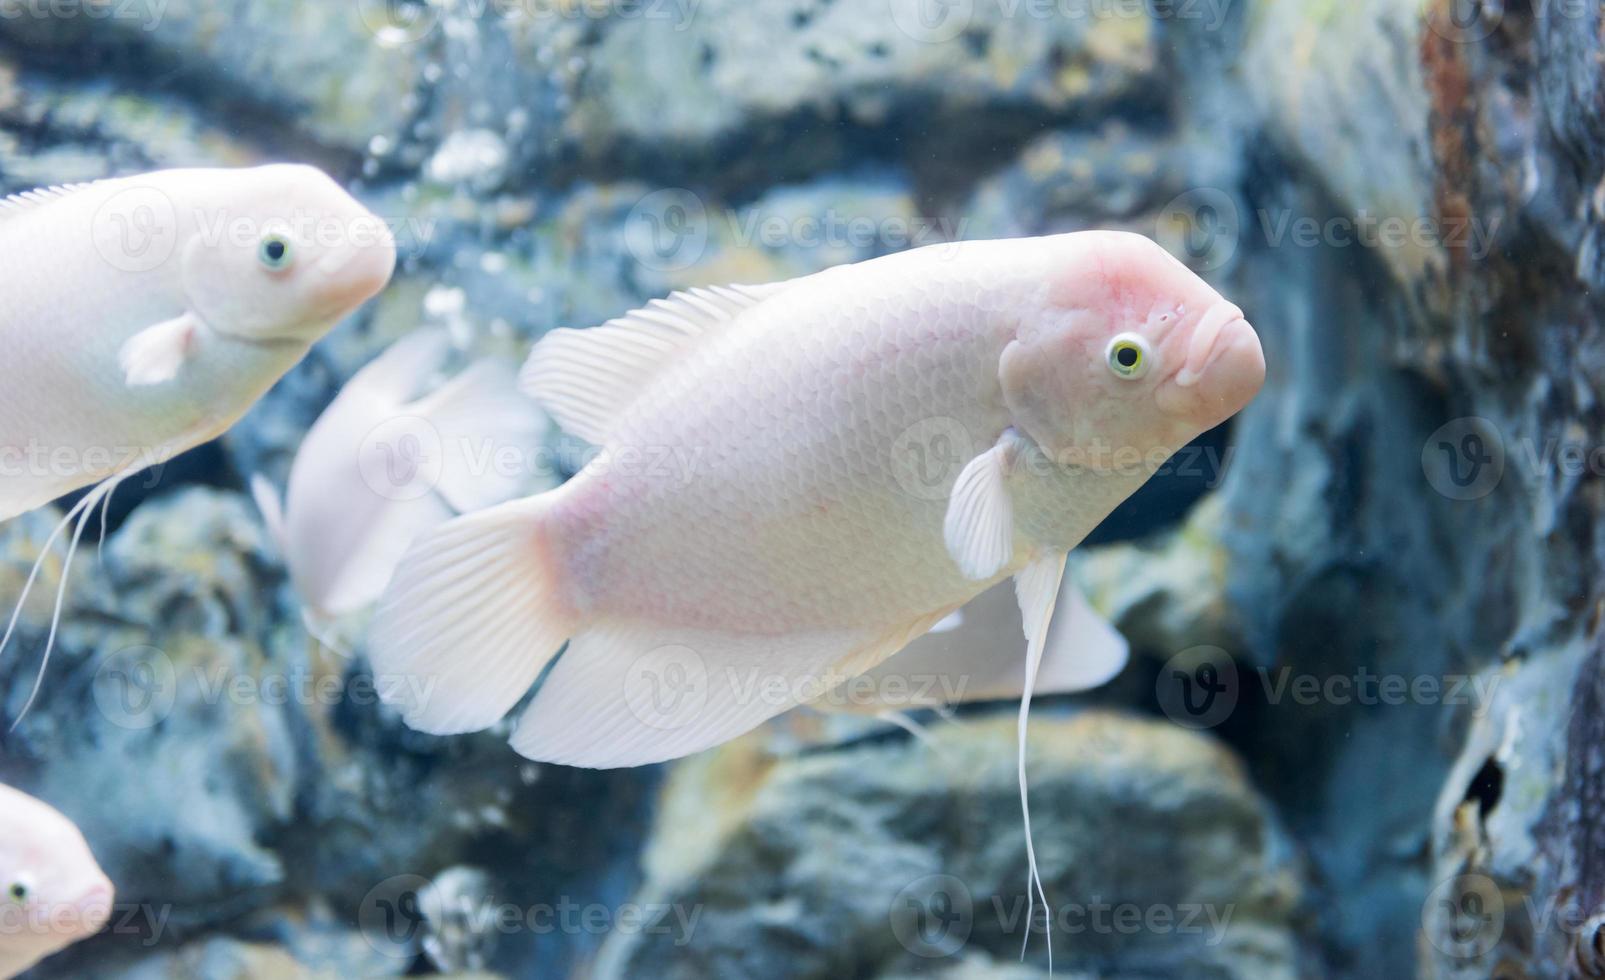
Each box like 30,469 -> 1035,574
367,494 -> 577,735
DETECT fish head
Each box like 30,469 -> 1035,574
1001,230 -> 1265,470
178,164 -> 397,345
0,787 -> 115,963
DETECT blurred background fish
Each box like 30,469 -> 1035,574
252,329 -> 551,653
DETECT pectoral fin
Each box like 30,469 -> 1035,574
943,431 -> 1027,580
119,313 -> 200,386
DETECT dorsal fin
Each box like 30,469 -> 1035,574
520,281 -> 792,445
0,181 -> 99,216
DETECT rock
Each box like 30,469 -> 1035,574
0,1 -> 427,155
0,490 -> 657,978
594,713 -> 1306,980
563,0 -> 1160,188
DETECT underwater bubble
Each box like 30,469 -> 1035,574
426,129 -> 509,189
424,285 -> 468,320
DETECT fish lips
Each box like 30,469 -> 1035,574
1156,312 -> 1266,430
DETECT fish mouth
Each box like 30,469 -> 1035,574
1173,302 -> 1247,388
70,879 -> 114,935
311,230 -> 398,317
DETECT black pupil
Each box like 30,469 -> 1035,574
264,239 -> 286,262
1116,346 -> 1139,368
9,885 -> 23,899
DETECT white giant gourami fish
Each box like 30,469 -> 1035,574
0,165 -> 395,721
373,230 -> 1264,947
372,230 -> 1263,765
0,164 -> 396,523
0,783 -> 114,979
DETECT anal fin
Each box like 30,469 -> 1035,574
510,610 -> 949,769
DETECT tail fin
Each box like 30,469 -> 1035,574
367,493 -> 577,735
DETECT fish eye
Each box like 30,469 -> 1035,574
258,233 -> 293,271
7,876 -> 32,903
1106,334 -> 1150,380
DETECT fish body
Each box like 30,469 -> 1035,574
253,330 -> 550,635
0,165 -> 396,522
372,231 -> 1264,770
0,783 -> 114,979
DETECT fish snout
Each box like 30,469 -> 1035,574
1157,308 -> 1265,430
70,878 -> 115,936
311,213 -> 397,316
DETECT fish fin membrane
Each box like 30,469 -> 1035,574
520,281 -> 794,445
1037,575 -> 1128,694
509,610 -> 950,768
0,181 -> 99,216
943,438 -> 1017,581
834,572 -> 1126,713
368,494 -> 577,736
407,358 -> 550,514
119,313 -> 199,387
